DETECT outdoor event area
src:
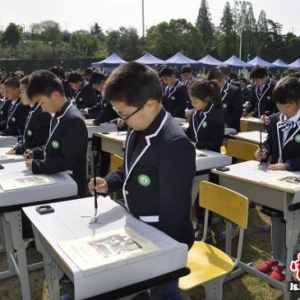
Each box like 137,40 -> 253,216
0,0 -> 300,300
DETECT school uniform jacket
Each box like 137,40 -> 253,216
105,108 -> 196,249
221,82 -> 243,132
74,81 -> 97,110
261,112 -> 300,217
1,99 -> 30,136
32,101 -> 88,197
0,98 -> 10,123
186,103 -> 225,153
246,78 -> 277,117
162,80 -> 189,118
15,103 -> 51,154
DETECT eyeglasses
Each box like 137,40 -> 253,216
113,105 -> 144,121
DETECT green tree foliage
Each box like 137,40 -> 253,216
218,2 -> 237,59
196,0 -> 215,52
145,19 -> 204,59
2,23 -> 22,48
106,27 -> 142,60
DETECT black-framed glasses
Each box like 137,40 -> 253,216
113,105 -> 144,121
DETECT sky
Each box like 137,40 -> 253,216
0,0 -> 299,36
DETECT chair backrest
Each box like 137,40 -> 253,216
226,139 -> 258,161
110,154 -> 124,173
199,181 -> 248,229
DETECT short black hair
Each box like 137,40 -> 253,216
159,66 -> 175,77
20,75 -> 30,86
50,66 -> 65,78
207,68 -> 224,82
27,70 -> 65,98
181,65 -> 192,74
4,76 -> 20,89
273,76 -> 300,104
89,71 -> 106,85
67,72 -> 83,83
104,62 -> 163,106
217,65 -> 230,76
250,66 -> 268,79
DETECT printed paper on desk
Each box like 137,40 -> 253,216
261,175 -> 300,192
0,175 -> 56,191
58,227 -> 159,272
196,150 -> 214,159
0,154 -> 13,161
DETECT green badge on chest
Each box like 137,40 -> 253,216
295,134 -> 300,143
27,129 -> 33,136
137,174 -> 151,187
11,117 -> 16,122
202,121 -> 207,128
51,140 -> 60,149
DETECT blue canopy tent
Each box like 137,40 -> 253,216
222,55 -> 252,69
288,58 -> 300,68
272,59 -> 289,69
247,56 -> 275,69
91,53 -> 127,67
197,54 -> 222,73
165,51 -> 201,66
135,52 -> 167,66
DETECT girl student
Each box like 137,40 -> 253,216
186,79 -> 225,240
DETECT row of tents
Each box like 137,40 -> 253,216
91,52 -> 300,69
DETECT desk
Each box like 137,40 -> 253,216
0,147 -> 25,164
0,135 -> 18,147
23,196 -> 189,300
95,131 -> 127,157
0,161 -> 77,300
229,131 -> 268,145
212,160 -> 300,300
85,120 -> 117,139
179,122 -> 236,136
240,116 -> 265,132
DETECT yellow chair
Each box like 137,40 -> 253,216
179,181 -> 249,300
109,153 -> 124,173
226,138 -> 258,161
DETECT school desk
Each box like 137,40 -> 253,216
23,196 -> 189,300
178,122 -> 237,136
212,160 -> 300,300
0,161 -> 77,300
240,116 -> 265,132
0,135 -> 18,147
229,131 -> 268,145
85,120 -> 117,139
0,147 -> 26,164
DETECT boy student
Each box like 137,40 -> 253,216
0,76 -> 30,136
67,71 -> 97,110
255,76 -> 300,282
159,66 -> 189,118
89,62 -> 195,299
25,70 -> 88,198
7,76 -> 51,155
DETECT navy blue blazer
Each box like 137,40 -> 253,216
187,103 -> 225,153
32,101 -> 88,197
105,108 -> 196,249
15,103 -> 51,154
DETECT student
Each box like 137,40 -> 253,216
207,68 -> 243,131
186,79 -> 225,239
0,76 -> 30,136
7,76 -> 51,155
25,70 -> 88,198
50,66 -> 73,100
88,62 -> 195,299
244,66 -> 277,118
81,71 -> 118,123
159,66 -> 189,118
0,78 -> 9,122
67,71 -> 97,110
255,76 -> 300,282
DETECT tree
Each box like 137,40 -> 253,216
195,0 -> 215,52
2,23 -> 22,48
106,27 -> 142,60
218,2 -> 237,59
40,21 -> 62,46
